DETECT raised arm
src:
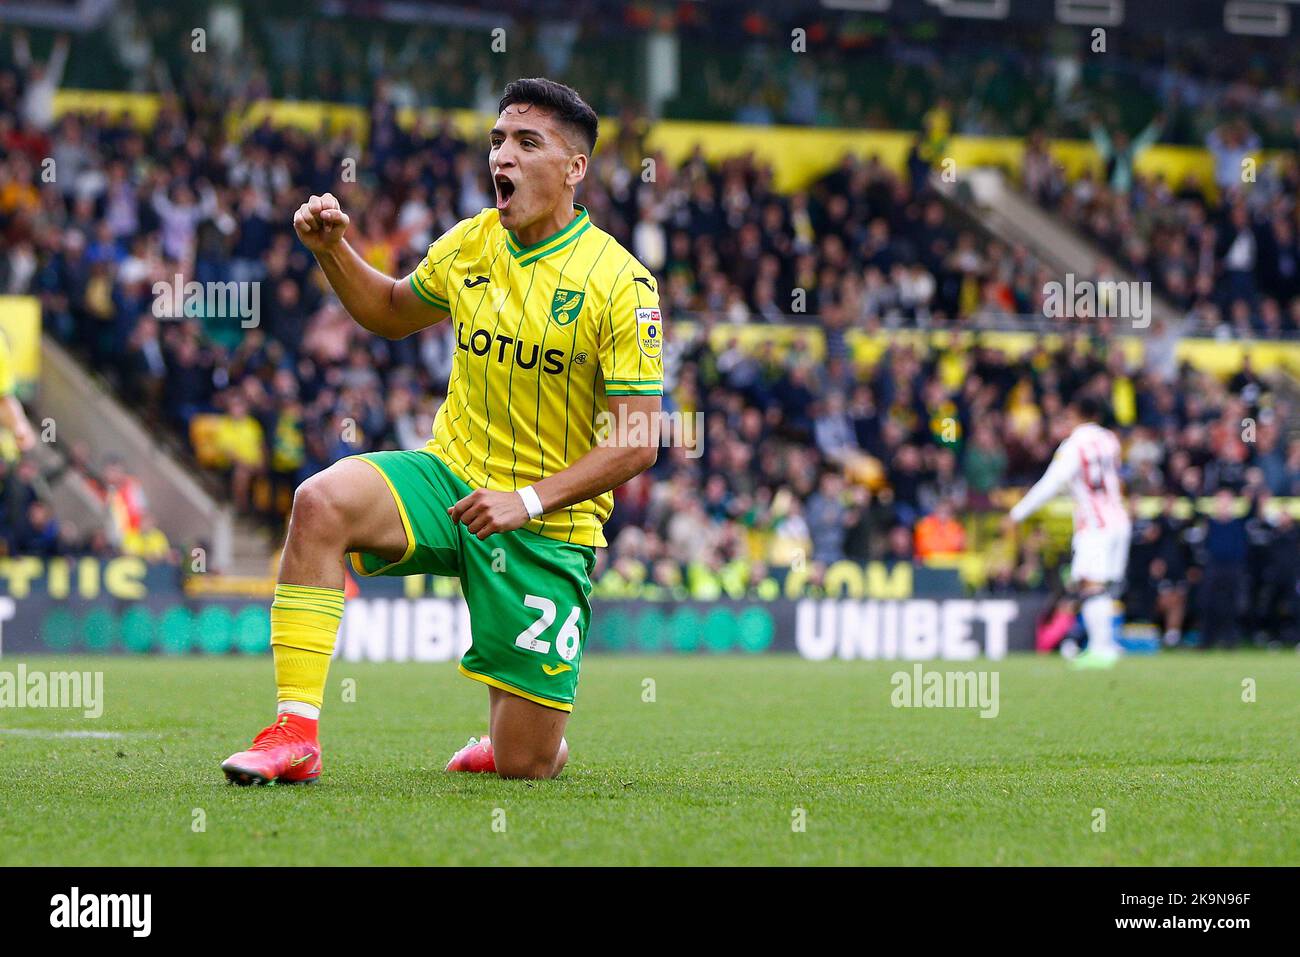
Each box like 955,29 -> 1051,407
46,34 -> 70,88
1088,116 -> 1113,161
12,30 -> 31,70
1131,111 -> 1165,153
293,191 -> 445,340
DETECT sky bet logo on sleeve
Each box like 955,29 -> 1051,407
636,307 -> 662,359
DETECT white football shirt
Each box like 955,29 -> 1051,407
1009,422 -> 1129,533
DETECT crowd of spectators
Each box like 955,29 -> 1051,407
1121,482 -> 1300,647
0,443 -> 176,563
35,1 -> 1300,149
686,21 -> 1300,149
626,324 -> 1299,622
1027,111 -> 1300,339
3,20 -> 1063,518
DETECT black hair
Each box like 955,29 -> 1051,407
498,78 -> 598,155
1075,395 -> 1104,422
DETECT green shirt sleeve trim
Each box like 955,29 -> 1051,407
409,274 -> 450,310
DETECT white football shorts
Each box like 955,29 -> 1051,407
1070,525 -> 1131,585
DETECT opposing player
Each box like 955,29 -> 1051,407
221,78 -> 663,783
1007,396 -> 1130,668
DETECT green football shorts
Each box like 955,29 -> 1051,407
347,449 -> 596,712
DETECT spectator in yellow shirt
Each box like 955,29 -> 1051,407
216,396 -> 265,511
121,514 -> 176,563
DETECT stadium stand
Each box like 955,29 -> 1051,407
1033,118 -> 1300,337
2,8 -> 1298,646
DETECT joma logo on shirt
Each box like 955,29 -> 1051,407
457,323 -> 566,375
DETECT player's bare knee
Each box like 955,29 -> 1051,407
290,475 -> 349,540
496,752 -> 559,780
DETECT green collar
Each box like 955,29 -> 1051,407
505,204 -> 592,266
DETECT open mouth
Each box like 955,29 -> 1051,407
494,173 -> 516,211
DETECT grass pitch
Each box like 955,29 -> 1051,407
0,652 -> 1296,866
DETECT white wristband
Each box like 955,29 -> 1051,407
517,485 -> 544,520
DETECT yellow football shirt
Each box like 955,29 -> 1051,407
409,204 -> 663,547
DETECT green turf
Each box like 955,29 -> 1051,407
0,652 -> 1296,865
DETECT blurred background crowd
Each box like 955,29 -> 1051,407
35,0 -> 1300,147
1,2 -> 1298,645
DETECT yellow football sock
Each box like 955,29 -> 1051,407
270,583 -> 344,710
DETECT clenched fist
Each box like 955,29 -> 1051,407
448,488 -> 531,539
293,192 -> 350,253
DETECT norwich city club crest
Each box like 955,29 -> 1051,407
550,289 -> 586,326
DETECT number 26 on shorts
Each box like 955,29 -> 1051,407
515,594 -> 582,661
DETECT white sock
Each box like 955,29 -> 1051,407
1081,594 -> 1119,656
277,700 -> 320,720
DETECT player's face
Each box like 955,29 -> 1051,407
489,106 -> 583,230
